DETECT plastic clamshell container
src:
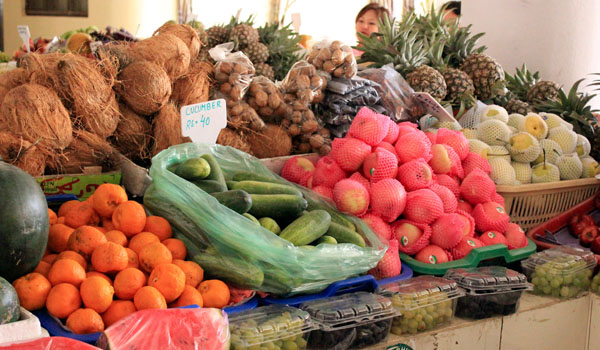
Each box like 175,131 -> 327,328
300,292 -> 395,350
377,276 -> 463,336
444,266 -> 531,319
229,305 -> 316,350
521,246 -> 596,299
0,307 -> 44,345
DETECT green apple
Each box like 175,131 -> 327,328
508,132 -> 541,163
468,139 -> 491,159
556,153 -> 583,180
533,139 -> 563,165
507,113 -> 525,129
512,161 -> 532,184
488,145 -> 511,162
429,144 -> 452,174
480,104 -> 509,123
477,119 -> 512,146
581,157 -> 600,178
576,134 -> 591,157
519,113 -> 548,139
531,163 -> 560,183
489,158 -> 517,185
548,126 -> 577,154
539,112 -> 564,129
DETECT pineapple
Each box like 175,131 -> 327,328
255,62 -> 275,80
527,80 -> 560,102
230,24 -> 259,49
505,98 -> 532,115
206,25 -> 230,48
406,65 -> 447,99
428,40 -> 474,104
505,64 -> 539,100
243,41 -> 269,64
257,22 -> 302,81
460,53 -> 505,101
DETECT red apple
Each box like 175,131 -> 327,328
579,225 -> 599,247
569,214 -> 596,237
592,236 -> 600,255
393,222 -> 423,247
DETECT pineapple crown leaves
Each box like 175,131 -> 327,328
256,21 -> 302,81
443,22 -> 486,68
413,3 -> 451,42
505,64 -> 540,100
588,73 -> 600,92
454,92 -> 478,120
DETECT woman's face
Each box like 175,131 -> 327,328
356,9 -> 379,40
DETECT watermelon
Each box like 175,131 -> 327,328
96,308 -> 229,350
0,276 -> 19,324
0,162 -> 49,281
0,336 -> 101,349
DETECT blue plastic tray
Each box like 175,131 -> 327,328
260,264 -> 413,307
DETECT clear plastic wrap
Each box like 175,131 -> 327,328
279,60 -> 326,106
0,337 -> 101,350
210,43 -> 255,102
247,76 -> 286,122
143,143 -> 386,296
307,40 -> 357,78
95,308 -> 229,350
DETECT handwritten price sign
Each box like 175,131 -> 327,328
180,99 -> 227,144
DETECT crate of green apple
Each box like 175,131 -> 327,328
281,107 -> 535,276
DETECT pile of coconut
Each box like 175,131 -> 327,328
0,22 -> 212,176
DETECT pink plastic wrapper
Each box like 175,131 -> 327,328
95,308 -> 229,350
0,337 -> 101,350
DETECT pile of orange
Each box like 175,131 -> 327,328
12,184 -> 231,334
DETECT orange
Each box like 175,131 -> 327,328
105,230 -> 127,247
57,217 -> 66,224
114,268 -> 146,300
55,251 -> 87,270
80,276 -> 115,313
46,283 -> 81,319
58,200 -> 81,217
102,218 -> 116,231
64,201 -> 100,228
169,285 -> 203,308
33,261 -> 52,278
67,226 -> 107,259
48,224 -> 75,253
198,280 -> 230,308
42,254 -> 58,265
112,201 -> 147,237
125,248 -> 139,269
133,286 -> 166,310
48,208 -> 58,225
143,216 -> 173,241
48,258 -> 86,287
138,242 -> 172,273
91,242 -> 128,273
162,238 -> 187,260
128,232 -> 160,256
91,226 -> 108,233
92,184 -> 128,218
172,259 -> 204,288
12,272 -> 51,311
86,272 -> 113,285
66,308 -> 104,334
101,300 -> 136,327
147,263 -> 185,303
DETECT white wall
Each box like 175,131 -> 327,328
461,0 -> 600,108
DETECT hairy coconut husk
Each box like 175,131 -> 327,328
0,132 -> 46,176
117,61 -> 171,115
171,60 -> 213,107
0,68 -> 30,105
0,83 -> 72,151
154,22 -> 201,59
48,130 -> 116,174
97,41 -> 134,72
18,53 -> 61,86
246,124 -> 292,158
112,103 -> 152,159
131,33 -> 191,81
217,128 -> 252,155
152,103 -> 185,156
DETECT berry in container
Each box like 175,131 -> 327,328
228,305 -> 316,350
377,276 -> 464,335
300,292 -> 395,350
521,246 -> 596,299
444,266 -> 531,319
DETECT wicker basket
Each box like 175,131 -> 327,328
497,178 -> 600,230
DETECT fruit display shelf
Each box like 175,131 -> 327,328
497,177 -> 600,230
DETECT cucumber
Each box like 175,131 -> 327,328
306,198 -> 356,231
326,222 -> 366,247
175,158 -> 211,181
249,194 -> 308,220
226,180 -> 238,190
193,253 -> 264,289
200,154 -> 227,190
316,235 -> 337,245
232,180 -> 303,196
167,163 -> 179,173
258,217 -> 281,234
242,213 -> 260,225
232,171 -> 279,183
210,190 -> 252,214
279,210 -> 331,246
192,179 -> 227,193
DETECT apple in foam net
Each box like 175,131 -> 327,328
394,222 -> 423,247
429,144 -> 452,174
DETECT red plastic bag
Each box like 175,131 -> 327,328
0,337 -> 101,350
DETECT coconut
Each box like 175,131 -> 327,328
117,61 -> 171,116
0,68 -> 30,105
112,103 -> 152,159
97,41 -> 134,72
48,130 -> 116,174
131,33 -> 191,81
154,22 -> 201,59
0,83 -> 72,150
152,103 -> 185,156
216,128 -> 252,155
171,60 -> 213,107
0,132 -> 46,176
246,124 -> 292,158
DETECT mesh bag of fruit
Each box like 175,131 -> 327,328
209,42 -> 255,102
144,143 -> 386,296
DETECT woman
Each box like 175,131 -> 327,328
353,3 -> 390,57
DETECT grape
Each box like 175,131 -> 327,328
527,255 -> 593,299
390,291 -> 455,336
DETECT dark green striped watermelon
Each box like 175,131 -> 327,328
0,161 -> 49,281
0,276 -> 19,324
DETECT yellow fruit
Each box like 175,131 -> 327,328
468,139 -> 492,158
547,127 -> 577,154
477,120 -> 512,146
518,113 -> 548,140
511,162 -> 532,184
507,132 -> 541,163
489,158 -> 517,185
556,153 -> 583,180
532,163 -> 560,183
